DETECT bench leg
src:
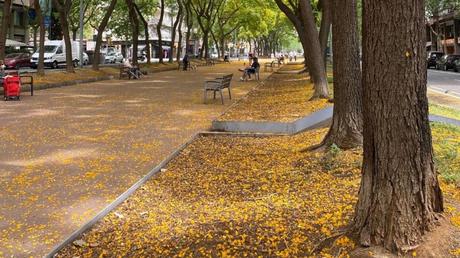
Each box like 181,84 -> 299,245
203,89 -> 207,104
220,89 -> 224,105
213,91 -> 216,99
228,87 -> 232,99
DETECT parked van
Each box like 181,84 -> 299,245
31,40 -> 81,69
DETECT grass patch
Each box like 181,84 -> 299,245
430,104 -> 460,121
432,122 -> 460,185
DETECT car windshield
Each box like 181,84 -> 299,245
41,46 -> 58,53
5,53 -> 20,58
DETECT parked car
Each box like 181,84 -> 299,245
31,40 -> 81,69
104,52 -> 123,63
436,54 -> 460,71
4,53 -> 31,69
427,51 -> 444,68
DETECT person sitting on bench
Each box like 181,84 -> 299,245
0,60 -> 5,86
182,54 -> 189,71
239,57 -> 260,81
123,59 -> 141,79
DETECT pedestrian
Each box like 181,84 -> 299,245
0,60 -> 5,86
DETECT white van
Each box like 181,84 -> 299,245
31,40 -> 81,69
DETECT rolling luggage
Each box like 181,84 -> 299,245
3,75 -> 21,101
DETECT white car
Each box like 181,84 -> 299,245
104,52 -> 123,64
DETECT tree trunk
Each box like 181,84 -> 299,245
170,3 -> 182,63
134,3 -> 151,64
203,32 -> 209,59
275,0 -> 329,100
354,0 -> 444,253
126,0 -> 139,65
318,0 -> 362,149
318,0 -> 331,65
34,0 -> 46,76
54,0 -> 75,73
157,0 -> 165,63
176,12 -> 183,62
72,29 -> 78,41
0,0 -> 12,60
93,0 -> 117,70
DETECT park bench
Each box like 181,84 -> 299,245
177,62 -> 197,71
203,74 -> 233,104
119,65 -> 141,80
206,59 -> 215,66
264,61 -> 276,72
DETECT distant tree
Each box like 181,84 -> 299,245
53,0 -> 75,73
92,0 -> 118,70
274,0 -> 329,100
34,0 -> 46,76
354,0 -> 444,253
134,2 -> 151,64
157,0 -> 165,63
126,0 -> 140,65
68,0 -> 98,40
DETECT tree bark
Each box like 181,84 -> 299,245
354,0 -> 444,253
318,0 -> 331,65
93,0 -> 117,70
318,0 -> 362,149
34,0 -> 46,76
134,3 -> 151,64
54,0 -> 75,73
0,0 -> 12,61
157,0 -> 165,63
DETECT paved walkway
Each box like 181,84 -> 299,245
0,63 -> 266,257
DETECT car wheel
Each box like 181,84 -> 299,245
52,61 -> 58,69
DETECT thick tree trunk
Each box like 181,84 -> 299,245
354,0 -> 444,253
275,0 -> 329,100
93,0 -> 117,70
319,0 -> 362,149
318,0 -> 331,65
54,0 -> 74,73
0,0 -> 12,61
134,3 -> 151,64
203,33 -> 209,59
157,0 -> 165,63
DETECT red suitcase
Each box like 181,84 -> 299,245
3,75 -> 21,101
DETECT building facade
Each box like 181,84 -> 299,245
0,0 -> 31,43
426,12 -> 460,54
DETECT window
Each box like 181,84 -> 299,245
13,10 -> 24,27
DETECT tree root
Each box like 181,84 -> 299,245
311,229 -> 349,255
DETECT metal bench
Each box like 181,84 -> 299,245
178,62 -> 197,71
119,65 -> 141,79
264,60 -> 276,72
203,74 -> 233,104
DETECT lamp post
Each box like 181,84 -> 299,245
79,0 -> 84,67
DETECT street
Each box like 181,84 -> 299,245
428,68 -> 460,97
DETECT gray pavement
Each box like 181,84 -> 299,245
428,69 -> 460,97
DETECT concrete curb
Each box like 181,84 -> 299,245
428,86 -> 460,100
43,113 -> 460,257
44,133 -> 200,258
430,114 -> 460,127
212,106 -> 334,135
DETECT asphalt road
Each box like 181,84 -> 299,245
428,68 -> 460,97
